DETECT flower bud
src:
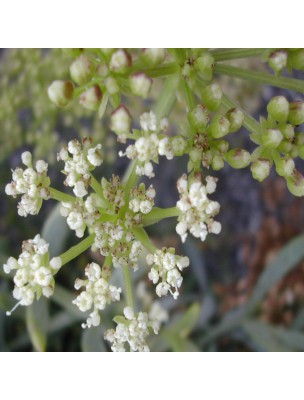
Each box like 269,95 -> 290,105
286,170 -> 304,197
211,154 -> 224,170
213,139 -> 229,154
288,101 -> 304,126
196,53 -> 214,81
187,105 -> 209,133
268,50 -> 287,74
201,83 -> 222,111
48,80 -> 74,108
129,73 -> 152,98
267,96 -> 289,122
289,49 -> 304,70
277,139 -> 293,154
79,85 -> 102,111
110,105 -> 131,137
226,108 -> 244,133
225,148 -> 251,169
209,115 -> 230,139
109,49 -> 132,73
70,55 -> 95,85
298,144 -> 304,159
105,77 -> 119,95
261,128 -> 283,148
250,159 -> 271,182
141,48 -> 166,66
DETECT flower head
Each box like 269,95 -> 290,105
5,152 -> 50,217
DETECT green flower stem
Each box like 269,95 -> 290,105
221,93 -> 261,141
122,265 -> 134,309
215,63 -> 304,94
183,80 -> 196,110
49,187 -> 75,203
89,174 -> 108,208
141,62 -> 179,78
143,207 -> 180,226
59,234 -> 95,266
153,75 -> 179,121
172,49 -> 187,65
210,48 -> 265,62
123,159 -> 139,192
133,227 -> 157,253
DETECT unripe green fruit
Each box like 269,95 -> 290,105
226,108 -> 244,132
280,124 -> 294,141
187,105 -> 210,133
79,85 -> 102,111
209,115 -> 230,139
275,158 -> 295,177
70,55 -> 95,85
261,128 -> 283,148
288,101 -> 304,126
196,53 -> 214,81
268,50 -> 287,73
225,148 -> 251,169
211,154 -> 224,170
201,83 -> 222,111
267,96 -> 289,122
287,171 -> 304,197
48,80 -> 74,108
250,159 -> 271,182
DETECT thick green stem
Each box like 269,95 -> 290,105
122,266 -> 134,309
215,63 -> 304,94
123,159 -> 139,191
143,207 -> 180,226
210,48 -> 265,62
133,227 -> 157,253
183,80 -> 196,110
59,234 -> 95,266
153,75 -> 179,121
141,62 -> 179,78
49,187 -> 75,203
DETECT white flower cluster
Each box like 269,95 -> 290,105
3,235 -> 61,313
57,138 -> 103,198
104,306 -> 159,352
119,111 -> 186,178
129,183 -> 155,214
73,262 -> 121,329
60,194 -> 102,238
93,219 -> 143,270
147,247 -> 189,299
176,174 -> 221,242
5,151 -> 50,217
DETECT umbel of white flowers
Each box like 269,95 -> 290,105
3,235 -> 62,314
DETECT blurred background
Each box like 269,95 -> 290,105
1,49 -> 304,352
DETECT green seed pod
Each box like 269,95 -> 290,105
110,105 -> 131,136
275,157 -> 295,177
268,50 -> 287,74
267,96 -> 289,122
280,124 -> 295,141
47,80 -> 74,108
209,115 -> 230,139
261,128 -> 283,148
201,83 -> 222,111
277,139 -> 293,154
79,85 -> 102,111
196,53 -> 214,81
225,148 -> 251,169
226,108 -> 244,133
251,159 -> 271,182
213,139 -> 229,154
129,73 -> 152,98
187,105 -> 210,133
70,55 -> 95,85
286,170 -> 304,197
288,101 -> 304,126
211,154 -> 224,170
